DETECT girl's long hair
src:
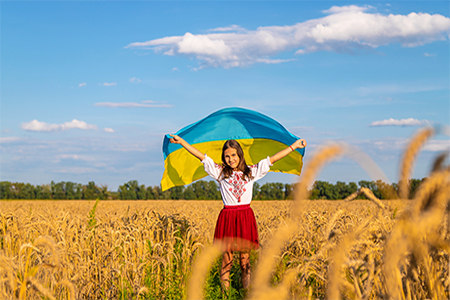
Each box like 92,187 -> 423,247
221,140 -> 253,181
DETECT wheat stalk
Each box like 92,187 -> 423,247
399,127 -> 435,199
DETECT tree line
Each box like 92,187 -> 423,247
0,178 -> 425,200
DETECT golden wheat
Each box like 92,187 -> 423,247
1,127 -> 449,299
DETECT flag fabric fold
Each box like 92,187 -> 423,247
161,107 -> 305,191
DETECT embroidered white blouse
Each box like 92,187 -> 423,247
202,155 -> 272,206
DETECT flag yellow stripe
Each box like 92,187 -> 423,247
161,138 -> 303,191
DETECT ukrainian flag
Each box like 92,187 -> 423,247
161,107 -> 305,191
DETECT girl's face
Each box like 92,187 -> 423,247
224,147 -> 240,170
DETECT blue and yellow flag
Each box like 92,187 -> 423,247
161,107 -> 305,191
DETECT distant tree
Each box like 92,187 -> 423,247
271,183 -> 285,200
53,182 -> 66,199
284,183 -> 294,200
409,178 -> 426,199
146,186 -> 155,200
66,182 -> 75,200
192,181 -> 207,199
170,186 -> 185,199
207,181 -> 220,200
153,186 -> 162,200
259,183 -> 271,200
358,180 -> 383,199
0,181 -> 13,199
310,181 -> 339,200
41,184 -> 52,199
74,184 -> 83,200
253,182 -> 261,199
184,185 -> 195,200
84,181 -> 98,200
335,181 -> 358,199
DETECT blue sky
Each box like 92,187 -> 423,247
1,1 -> 449,191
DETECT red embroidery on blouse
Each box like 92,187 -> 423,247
228,171 -> 248,202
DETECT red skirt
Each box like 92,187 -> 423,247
214,204 -> 259,252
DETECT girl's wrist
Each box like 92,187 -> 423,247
289,145 -> 295,151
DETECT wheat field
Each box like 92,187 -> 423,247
1,127 -> 449,299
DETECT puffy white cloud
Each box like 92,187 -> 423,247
79,82 -> 87,87
126,5 -> 450,68
95,101 -> 173,108
21,119 -> 98,132
103,82 -> 117,86
322,5 -> 372,14
104,128 -> 115,133
370,118 -> 429,127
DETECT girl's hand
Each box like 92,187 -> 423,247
169,134 -> 183,144
168,134 -> 205,161
291,139 -> 307,150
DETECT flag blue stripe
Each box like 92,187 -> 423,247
163,107 -> 304,160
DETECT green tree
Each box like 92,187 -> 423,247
192,181 -> 207,199
284,183 -> 294,200
184,185 -> 195,200
41,184 -> 52,199
53,182 -> 66,199
252,182 -> 261,199
65,182 -> 75,200
74,184 -> 83,199
409,178 -> 425,199
137,184 -> 147,200
310,181 -> 339,200
146,186 -> 155,199
207,181 -> 220,200
84,181 -> 98,200
0,181 -> 13,199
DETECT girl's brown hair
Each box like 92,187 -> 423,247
221,140 -> 253,181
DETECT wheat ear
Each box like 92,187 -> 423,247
399,127 -> 435,199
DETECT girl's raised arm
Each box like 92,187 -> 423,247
269,139 -> 307,165
169,134 -> 205,161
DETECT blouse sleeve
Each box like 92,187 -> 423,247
251,156 -> 273,181
202,155 -> 223,181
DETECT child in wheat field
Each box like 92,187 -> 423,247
169,134 -> 306,291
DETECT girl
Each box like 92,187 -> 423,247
169,134 -> 306,291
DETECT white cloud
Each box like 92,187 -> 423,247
0,137 -> 21,143
256,58 -> 296,64
172,67 -> 179,71
53,167 -> 100,174
370,118 -> 429,127
424,52 -> 437,57
54,154 -> 96,163
103,82 -> 117,86
21,119 -> 98,132
129,77 -> 142,83
104,128 -> 115,133
126,6 -> 450,68
207,25 -> 245,32
95,101 -> 173,108
423,140 -> 450,152
79,82 -> 87,87
322,5 -> 372,14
